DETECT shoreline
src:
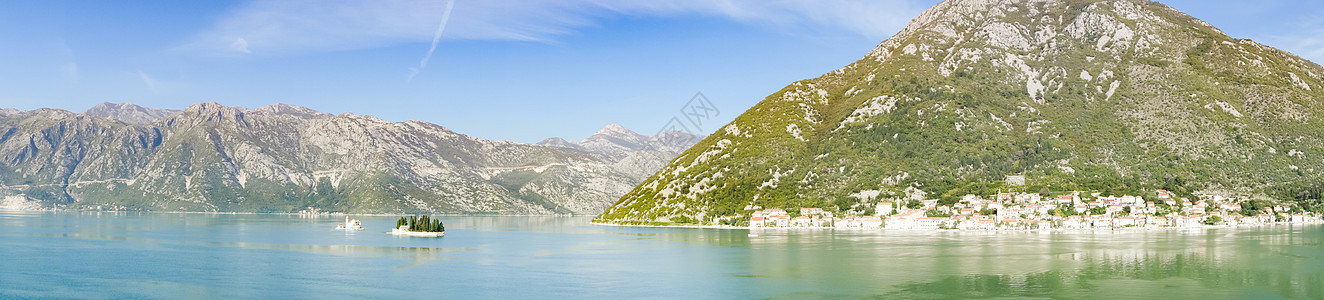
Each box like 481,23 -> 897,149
590,221 -> 1324,232
590,221 -> 742,230
389,229 -> 445,237
0,209 -> 585,217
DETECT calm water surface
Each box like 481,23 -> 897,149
0,211 -> 1321,299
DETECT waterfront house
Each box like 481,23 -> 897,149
860,216 -> 883,228
1062,216 -> 1083,229
1177,215 -> 1203,227
1148,217 -> 1169,227
792,216 -> 811,227
962,219 -> 996,230
1089,216 -> 1112,228
916,217 -> 947,229
835,216 -> 854,228
750,216 -> 766,227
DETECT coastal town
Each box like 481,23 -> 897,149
748,190 -> 1324,230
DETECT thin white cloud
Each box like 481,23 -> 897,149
54,39 -> 79,83
1286,32 -> 1324,64
1270,13 -> 1324,64
182,0 -> 926,56
231,37 -> 251,53
409,0 -> 456,81
138,71 -> 157,92
63,62 -> 78,81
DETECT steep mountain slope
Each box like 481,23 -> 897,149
0,102 -> 694,214
597,0 -> 1324,224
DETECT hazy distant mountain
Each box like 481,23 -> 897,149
538,124 -> 705,181
598,0 -> 1324,223
0,102 -> 694,214
82,102 -> 179,125
537,123 -> 705,159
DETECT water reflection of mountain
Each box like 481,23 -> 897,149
741,226 -> 1323,298
885,249 -> 1323,299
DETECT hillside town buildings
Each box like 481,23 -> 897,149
748,190 -> 1323,230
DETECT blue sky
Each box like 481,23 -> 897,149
1,0 -> 1322,143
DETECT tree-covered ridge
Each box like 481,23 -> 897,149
597,0 -> 1324,224
397,215 -> 445,232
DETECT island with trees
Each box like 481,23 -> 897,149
391,215 -> 445,237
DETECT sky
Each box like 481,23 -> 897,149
1,0 -> 1322,143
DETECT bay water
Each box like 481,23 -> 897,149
1,211 -> 1320,298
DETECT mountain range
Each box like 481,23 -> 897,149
0,102 -> 701,214
597,0 -> 1324,224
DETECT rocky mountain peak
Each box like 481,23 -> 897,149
594,123 -> 636,136
180,101 -> 245,115
536,137 -> 584,151
87,102 -> 134,111
335,112 -> 390,125
253,103 -> 330,118
83,102 -> 178,125
166,101 -> 255,127
870,0 -> 1213,62
585,124 -> 646,146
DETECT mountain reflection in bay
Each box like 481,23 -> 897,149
0,211 -> 1319,298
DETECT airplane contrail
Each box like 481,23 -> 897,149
409,0 -> 456,81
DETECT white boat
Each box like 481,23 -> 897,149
390,225 -> 444,237
335,216 -> 365,231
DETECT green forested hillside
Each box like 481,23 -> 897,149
597,0 -> 1324,224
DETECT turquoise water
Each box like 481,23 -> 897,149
0,211 -> 1321,299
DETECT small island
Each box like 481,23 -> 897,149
334,216 -> 365,231
391,215 -> 445,237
